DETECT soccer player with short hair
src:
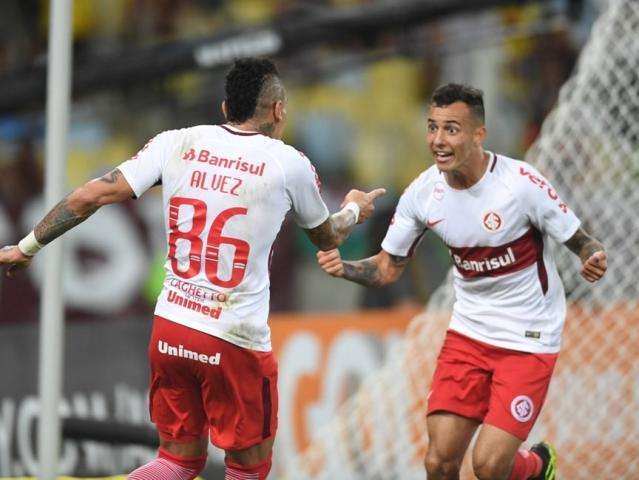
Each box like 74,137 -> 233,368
317,83 -> 607,480
0,58 -> 384,480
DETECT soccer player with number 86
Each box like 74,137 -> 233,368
0,58 -> 385,480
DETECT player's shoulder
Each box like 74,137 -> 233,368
144,126 -> 218,158
493,154 -> 549,193
403,165 -> 441,196
176,124 -> 220,141
148,125 -> 214,146
264,141 -> 316,178
421,164 -> 443,184
492,152 -> 523,173
262,137 -> 304,160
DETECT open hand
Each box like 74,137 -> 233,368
0,245 -> 33,277
317,249 -> 344,277
342,188 -> 386,224
581,250 -> 607,282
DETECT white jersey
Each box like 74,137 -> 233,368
118,124 -> 329,351
382,153 -> 580,353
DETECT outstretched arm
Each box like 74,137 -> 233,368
35,169 -> 133,245
317,249 -> 409,288
0,168 -> 134,276
305,207 -> 359,252
305,188 -> 386,251
564,227 -> 607,282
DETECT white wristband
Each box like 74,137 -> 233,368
18,231 -> 43,257
343,201 -> 360,223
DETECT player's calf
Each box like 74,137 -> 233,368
472,424 -> 526,480
472,452 -> 513,480
224,436 -> 274,479
506,448 -> 545,480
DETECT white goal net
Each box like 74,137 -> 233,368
282,1 -> 639,478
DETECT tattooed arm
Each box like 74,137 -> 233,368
564,227 -> 607,282
304,188 -> 386,251
34,169 -> 134,245
305,208 -> 358,251
317,249 -> 409,287
0,168 -> 134,276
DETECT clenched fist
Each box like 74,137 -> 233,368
317,249 -> 344,277
581,250 -> 607,283
0,245 -> 33,277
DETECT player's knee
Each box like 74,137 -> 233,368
225,454 -> 272,480
424,450 -> 462,479
472,453 -> 511,480
226,436 -> 274,465
159,448 -> 207,479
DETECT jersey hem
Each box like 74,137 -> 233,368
380,242 -> 409,258
298,211 -> 330,229
116,166 -> 143,199
555,218 -> 581,244
448,321 -> 561,354
154,311 -> 273,352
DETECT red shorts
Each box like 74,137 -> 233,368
148,315 -> 278,450
427,330 -> 558,440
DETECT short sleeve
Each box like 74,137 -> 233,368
117,130 -> 177,198
517,163 -> 581,243
381,183 -> 426,257
285,151 -> 329,229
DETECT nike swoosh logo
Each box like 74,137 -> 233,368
426,219 -> 444,228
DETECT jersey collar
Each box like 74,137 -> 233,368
219,124 -> 261,136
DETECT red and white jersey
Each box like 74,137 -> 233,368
118,125 -> 329,351
381,152 -> 580,353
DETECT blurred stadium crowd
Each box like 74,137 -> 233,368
0,0 -> 595,324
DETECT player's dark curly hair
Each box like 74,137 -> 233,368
224,58 -> 280,123
431,83 -> 485,123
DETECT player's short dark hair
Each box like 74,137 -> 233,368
431,83 -> 485,124
224,58 -> 281,123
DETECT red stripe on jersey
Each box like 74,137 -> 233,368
449,228 -> 544,280
533,228 -> 548,294
408,228 -> 427,257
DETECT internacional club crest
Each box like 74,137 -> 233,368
482,210 -> 503,232
511,395 -> 534,422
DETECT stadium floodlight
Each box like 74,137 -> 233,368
38,0 -> 73,479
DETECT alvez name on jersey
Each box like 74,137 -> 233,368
183,148 -> 267,196
117,125 -> 329,351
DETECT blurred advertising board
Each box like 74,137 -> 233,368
0,308 -> 415,477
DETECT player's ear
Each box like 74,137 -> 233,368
474,124 -> 486,145
221,100 -> 228,120
273,99 -> 286,123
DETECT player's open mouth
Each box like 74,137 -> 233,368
434,151 -> 454,163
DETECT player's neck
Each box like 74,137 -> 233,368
445,150 -> 489,190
